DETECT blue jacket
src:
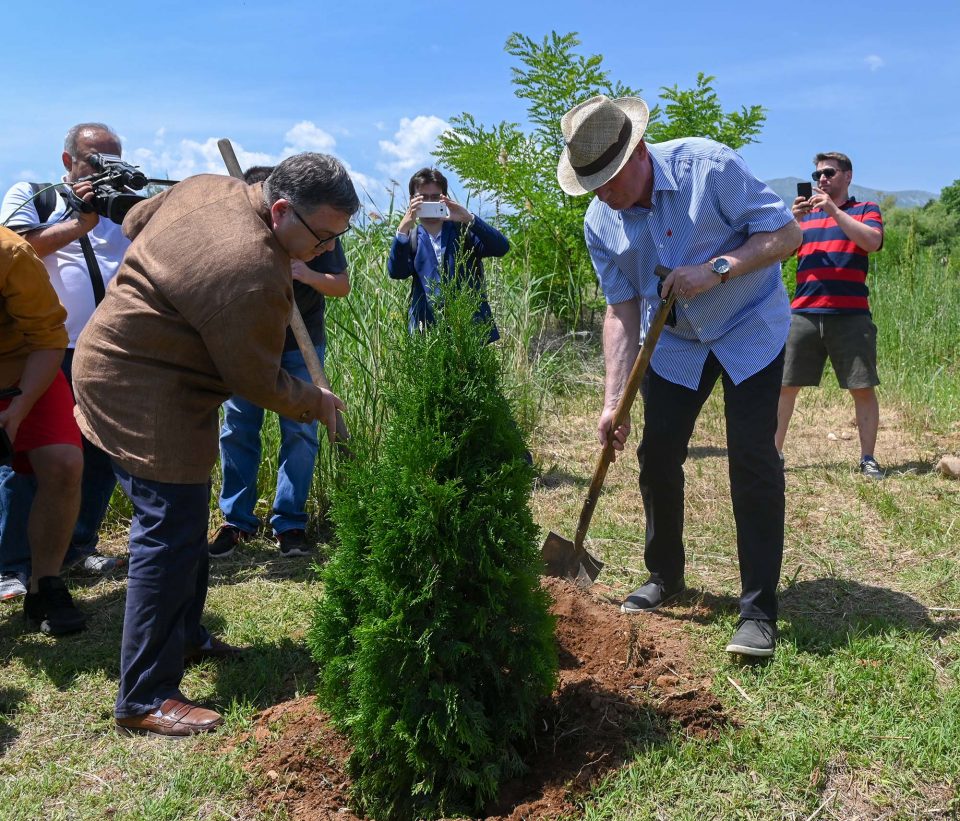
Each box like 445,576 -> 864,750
387,216 -> 509,342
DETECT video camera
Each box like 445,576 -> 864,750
63,153 -> 151,225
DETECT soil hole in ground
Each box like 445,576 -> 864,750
236,578 -> 729,820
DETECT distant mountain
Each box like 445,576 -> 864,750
765,177 -> 937,210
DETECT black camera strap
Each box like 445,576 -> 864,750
28,182 -> 59,225
20,183 -> 106,305
78,235 -> 106,305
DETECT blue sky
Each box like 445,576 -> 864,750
3,1 -> 957,214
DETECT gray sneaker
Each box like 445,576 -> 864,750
859,456 -> 884,480
620,578 -> 685,614
726,618 -> 777,657
63,550 -> 127,575
80,552 -> 127,574
0,572 -> 27,602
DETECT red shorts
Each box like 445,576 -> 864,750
1,370 -> 82,474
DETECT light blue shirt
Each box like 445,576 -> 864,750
584,138 -> 794,389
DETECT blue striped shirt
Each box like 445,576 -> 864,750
584,138 -> 794,389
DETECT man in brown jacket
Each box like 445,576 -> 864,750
73,152 -> 358,737
0,227 -> 85,632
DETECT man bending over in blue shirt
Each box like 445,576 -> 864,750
558,95 -> 801,657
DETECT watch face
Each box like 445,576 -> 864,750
712,257 -> 731,275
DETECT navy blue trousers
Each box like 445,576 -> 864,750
114,466 -> 211,718
637,349 -> 785,621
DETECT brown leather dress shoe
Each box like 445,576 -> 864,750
183,635 -> 244,665
116,698 -> 223,737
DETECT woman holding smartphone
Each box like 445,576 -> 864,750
388,167 -> 509,342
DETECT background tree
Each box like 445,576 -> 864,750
310,285 -> 557,820
435,31 -> 767,328
939,178 -> 960,215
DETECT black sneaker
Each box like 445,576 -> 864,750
620,578 -> 685,614
23,576 -> 87,635
277,529 -> 313,558
208,525 -> 252,559
859,456 -> 884,480
726,618 -> 777,657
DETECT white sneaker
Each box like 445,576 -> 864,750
0,571 -> 27,601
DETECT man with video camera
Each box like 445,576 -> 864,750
0,123 -> 129,601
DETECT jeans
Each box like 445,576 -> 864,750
0,348 -> 116,576
637,349 -> 786,622
217,344 -> 324,536
113,465 -> 211,718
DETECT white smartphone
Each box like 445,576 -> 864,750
418,201 -> 449,219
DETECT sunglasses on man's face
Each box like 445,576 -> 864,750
812,168 -> 839,181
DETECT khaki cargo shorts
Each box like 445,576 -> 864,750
782,313 -> 880,389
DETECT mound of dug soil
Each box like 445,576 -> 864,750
239,578 -> 727,820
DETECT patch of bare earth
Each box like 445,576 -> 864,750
238,578 -> 726,820
810,755 -> 958,820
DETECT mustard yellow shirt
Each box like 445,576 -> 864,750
0,226 -> 69,388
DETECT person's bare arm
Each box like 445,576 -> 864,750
597,298 -> 642,461
22,181 -> 100,258
291,260 -> 350,297
0,349 -> 64,443
809,191 -> 883,252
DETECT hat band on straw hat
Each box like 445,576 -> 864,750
570,120 -> 632,177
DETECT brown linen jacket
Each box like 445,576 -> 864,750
0,226 -> 69,389
73,175 -> 322,484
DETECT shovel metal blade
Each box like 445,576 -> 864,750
541,531 -> 605,588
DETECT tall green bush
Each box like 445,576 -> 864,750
435,31 -> 767,328
309,284 -> 557,820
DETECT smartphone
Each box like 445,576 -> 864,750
796,181 -> 813,200
418,201 -> 450,219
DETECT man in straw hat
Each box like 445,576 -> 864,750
558,95 -> 801,657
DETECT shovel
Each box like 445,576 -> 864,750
216,138 -> 353,458
542,265 -> 678,587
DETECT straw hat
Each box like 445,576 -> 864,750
557,95 -> 649,195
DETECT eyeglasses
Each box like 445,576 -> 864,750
289,204 -> 351,250
811,168 -> 839,181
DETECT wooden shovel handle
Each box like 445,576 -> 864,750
573,266 -> 677,551
216,138 -> 350,446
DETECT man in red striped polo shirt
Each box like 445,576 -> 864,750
775,152 -> 885,479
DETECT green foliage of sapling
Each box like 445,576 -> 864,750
309,283 -> 557,820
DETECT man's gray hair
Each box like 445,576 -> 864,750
64,123 -> 121,157
263,153 -> 360,216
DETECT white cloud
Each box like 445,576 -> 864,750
124,122 -> 393,213
129,137 -> 272,181
865,54 -> 884,71
377,115 -> 450,177
121,116 -> 446,213
127,121 -> 337,182
282,121 -> 337,153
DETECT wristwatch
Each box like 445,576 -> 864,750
710,257 -> 731,283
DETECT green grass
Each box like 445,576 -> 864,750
2,222 -> 959,818
0,556 -> 321,820
577,625 -> 960,820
